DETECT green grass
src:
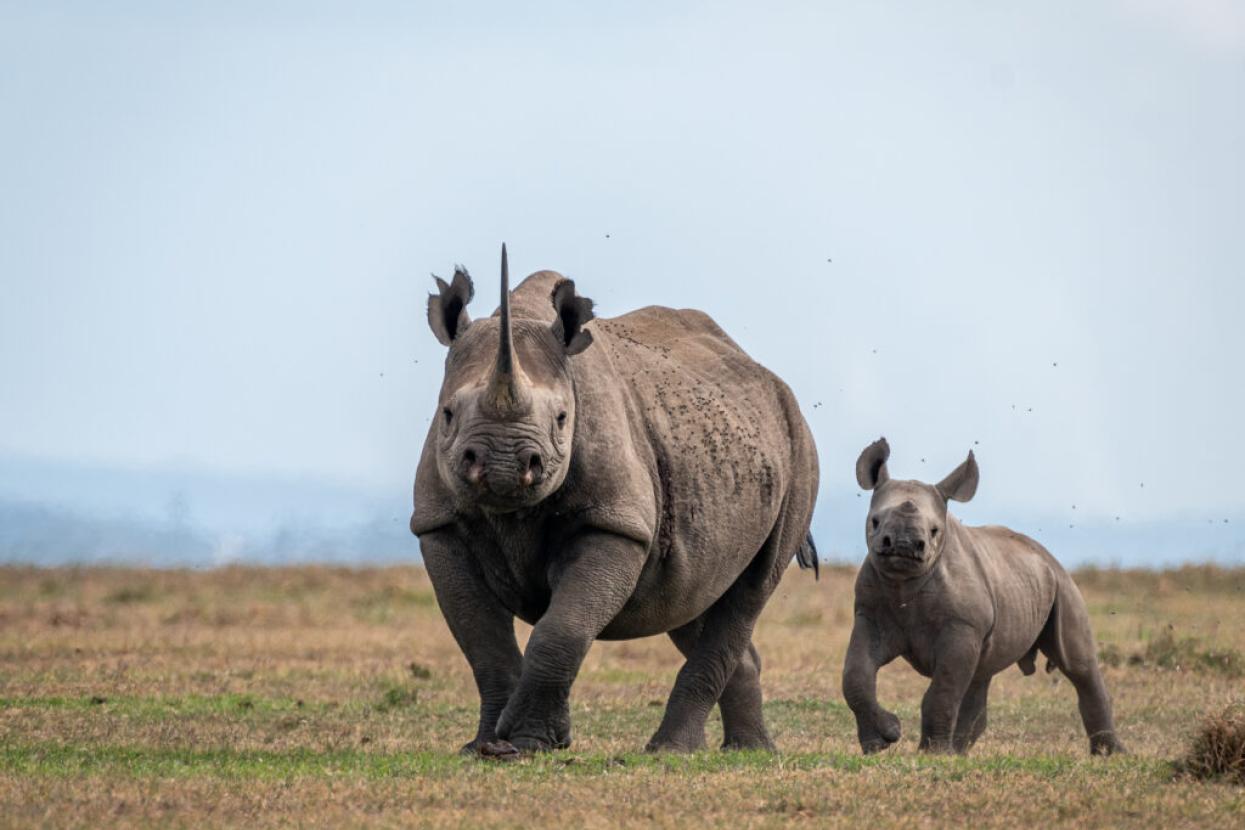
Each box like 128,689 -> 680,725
0,741 -> 1160,782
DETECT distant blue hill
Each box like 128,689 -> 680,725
0,454 -> 1241,568
0,454 -> 419,566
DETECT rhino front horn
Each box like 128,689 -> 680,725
483,243 -> 533,418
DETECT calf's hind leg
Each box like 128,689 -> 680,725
1038,579 -> 1125,756
669,621 -> 772,751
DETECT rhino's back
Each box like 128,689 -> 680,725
566,304 -> 815,635
591,304 -> 799,497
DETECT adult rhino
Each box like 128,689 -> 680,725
411,246 -> 819,755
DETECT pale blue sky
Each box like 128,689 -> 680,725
1,2 -> 1243,562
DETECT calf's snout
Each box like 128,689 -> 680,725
877,532 -> 927,559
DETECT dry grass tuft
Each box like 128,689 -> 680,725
1100,625 -> 1245,677
1177,706 -> 1245,784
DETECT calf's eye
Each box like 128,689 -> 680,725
557,411 -> 568,428
871,517 -> 879,530
442,408 -> 453,425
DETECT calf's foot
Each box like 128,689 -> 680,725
1090,732 -> 1126,756
859,708 -> 901,754
917,735 -> 957,755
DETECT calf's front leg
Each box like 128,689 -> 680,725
495,531 -> 645,752
919,624 -> 982,754
842,615 -> 901,754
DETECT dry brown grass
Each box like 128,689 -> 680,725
1,563 -> 1243,828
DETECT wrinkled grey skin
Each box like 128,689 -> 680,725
411,247 -> 819,755
842,438 -> 1124,756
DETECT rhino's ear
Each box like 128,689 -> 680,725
855,437 -> 890,490
550,278 -> 595,356
427,267 -> 474,346
936,450 -> 979,503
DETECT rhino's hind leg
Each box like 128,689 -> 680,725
717,643 -> 773,750
951,676 -> 990,754
669,622 -> 772,751
648,598 -> 763,752
1037,577 -> 1126,756
648,524 -> 798,753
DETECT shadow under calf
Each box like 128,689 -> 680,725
842,438 -> 1124,756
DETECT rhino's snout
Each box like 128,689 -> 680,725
457,443 -> 545,492
877,534 -> 926,559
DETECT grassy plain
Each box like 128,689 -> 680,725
1,564 -> 1242,828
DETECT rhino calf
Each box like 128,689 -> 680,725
842,438 -> 1124,756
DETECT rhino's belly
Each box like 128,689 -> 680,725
594,567 -> 742,640
595,525 -> 780,640
978,597 -> 1056,674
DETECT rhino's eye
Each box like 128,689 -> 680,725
442,407 -> 453,425
870,517 -> 879,530
931,527 -> 939,538
557,411 -> 568,428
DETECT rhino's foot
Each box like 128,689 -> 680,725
877,709 -> 901,742
495,693 -> 572,752
513,734 -> 571,753
859,709 -> 901,754
644,729 -> 707,754
917,736 -> 957,755
1090,733 -> 1126,756
459,737 -> 490,756
860,736 -> 897,754
474,739 -> 523,761
721,732 -> 776,752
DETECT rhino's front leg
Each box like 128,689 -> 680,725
842,615 -> 901,754
495,531 -> 645,752
420,530 -> 523,754
918,624 -> 981,754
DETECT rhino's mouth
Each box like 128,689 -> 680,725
875,545 -> 925,563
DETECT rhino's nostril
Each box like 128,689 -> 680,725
463,449 -> 477,465
880,535 -> 892,549
521,451 -> 543,486
915,539 -> 926,554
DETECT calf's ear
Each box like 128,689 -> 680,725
550,279 -> 595,355
427,267 -> 474,346
855,438 -> 891,490
936,450 -> 979,503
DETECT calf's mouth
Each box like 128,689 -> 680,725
874,537 -> 927,562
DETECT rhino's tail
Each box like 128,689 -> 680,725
795,532 -> 819,580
